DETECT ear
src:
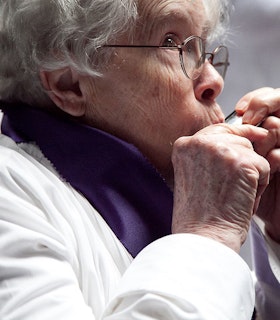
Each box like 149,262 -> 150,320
40,67 -> 86,117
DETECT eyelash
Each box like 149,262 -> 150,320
162,33 -> 209,49
162,34 -> 181,47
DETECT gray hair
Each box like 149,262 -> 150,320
203,0 -> 233,42
0,0 -> 138,107
0,0 -> 231,108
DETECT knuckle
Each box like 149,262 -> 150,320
263,115 -> 280,128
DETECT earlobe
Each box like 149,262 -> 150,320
40,67 -> 86,117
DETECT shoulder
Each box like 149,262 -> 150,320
0,133 -> 82,233
0,133 -> 61,181
0,133 -> 132,266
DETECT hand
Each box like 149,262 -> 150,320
236,87 -> 280,125
171,124 -> 270,252
236,88 -> 280,242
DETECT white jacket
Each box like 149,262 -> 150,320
0,134 -> 254,320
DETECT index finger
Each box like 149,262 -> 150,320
198,123 -> 268,144
235,87 -> 280,125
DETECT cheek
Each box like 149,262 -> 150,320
145,66 -> 194,123
136,61 -> 189,111
110,50 -> 188,112
109,53 -> 199,138
139,76 -> 199,143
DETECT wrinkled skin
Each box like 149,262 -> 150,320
43,0 -> 280,252
236,88 -> 280,243
172,87 -> 280,251
171,123 -> 270,252
79,0 -> 225,182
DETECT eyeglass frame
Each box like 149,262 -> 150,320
102,35 -> 230,80
206,45 -> 229,79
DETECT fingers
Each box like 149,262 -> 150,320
254,117 -> 280,155
254,116 -> 280,174
232,87 -> 280,176
172,125 -> 270,251
171,125 -> 270,251
235,87 -> 280,125
225,88 -> 280,243
267,149 -> 280,174
196,122 -> 268,144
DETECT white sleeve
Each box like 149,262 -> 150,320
0,206 -> 255,320
0,189 -> 255,320
0,190 -> 96,320
104,234 -> 255,320
251,217 -> 280,320
0,139 -> 255,320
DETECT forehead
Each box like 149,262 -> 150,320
137,0 -> 209,37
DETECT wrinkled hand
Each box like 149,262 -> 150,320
171,124 -> 270,252
236,88 -> 280,242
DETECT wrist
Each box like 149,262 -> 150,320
172,225 -> 245,253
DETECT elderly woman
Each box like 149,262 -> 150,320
0,0 -> 280,319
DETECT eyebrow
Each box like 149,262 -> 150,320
140,8 -> 212,43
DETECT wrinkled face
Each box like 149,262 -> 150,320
82,0 -> 225,181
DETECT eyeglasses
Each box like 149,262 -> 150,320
102,35 -> 229,80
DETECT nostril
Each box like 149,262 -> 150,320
202,88 -> 214,100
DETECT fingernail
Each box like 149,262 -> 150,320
242,110 -> 254,123
236,100 -> 247,112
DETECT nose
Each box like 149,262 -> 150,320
194,60 -> 224,101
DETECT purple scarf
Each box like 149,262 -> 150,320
1,103 -> 173,257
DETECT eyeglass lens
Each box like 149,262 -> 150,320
180,37 -> 204,80
210,46 -> 228,79
181,37 -> 228,80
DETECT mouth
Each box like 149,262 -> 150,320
206,103 -> 225,124
211,116 -> 225,125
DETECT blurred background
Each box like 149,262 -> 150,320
219,0 -> 280,116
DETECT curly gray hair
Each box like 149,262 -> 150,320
0,0 -> 231,108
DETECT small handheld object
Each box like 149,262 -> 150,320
225,110 -> 263,127
225,110 -> 243,125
